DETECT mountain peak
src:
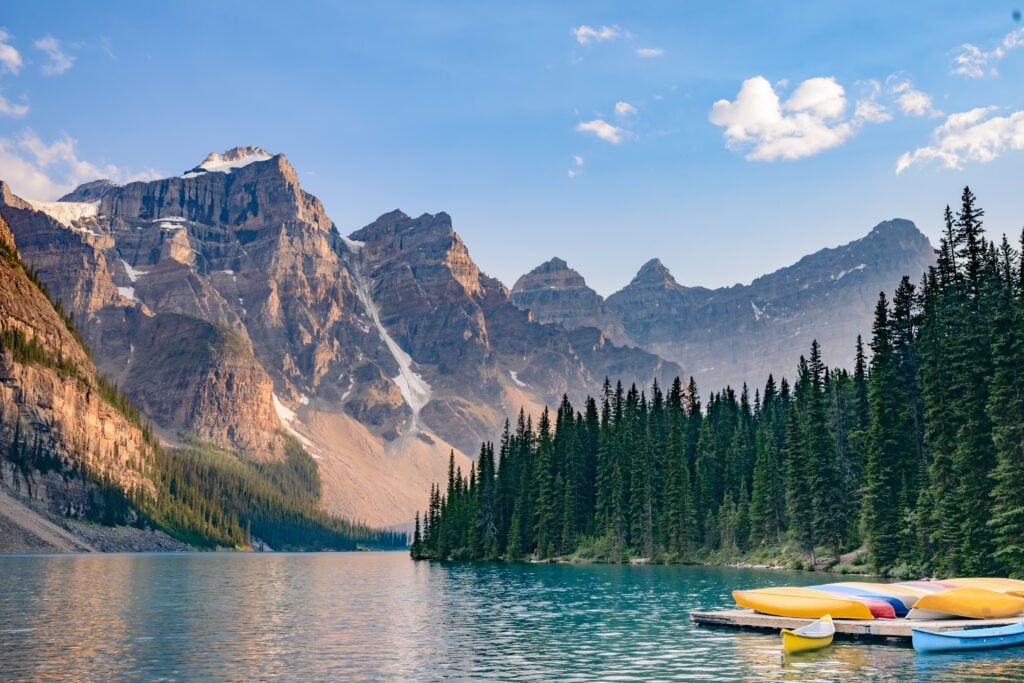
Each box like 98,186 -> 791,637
630,258 -> 678,288
59,179 -> 119,203
184,146 -> 276,177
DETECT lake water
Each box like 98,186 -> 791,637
2,552 -> 1024,681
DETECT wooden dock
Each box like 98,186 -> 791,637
690,609 -> 1022,641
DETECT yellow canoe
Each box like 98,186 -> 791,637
733,587 -> 875,620
909,587 -> 1024,619
781,614 -> 835,654
944,578 -> 1024,596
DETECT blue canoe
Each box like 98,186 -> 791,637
912,620 -> 1024,653
810,584 -> 911,617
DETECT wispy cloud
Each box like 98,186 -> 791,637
0,93 -> 28,117
951,26 -> 1024,78
34,35 -> 74,75
896,107 -> 1024,173
853,80 -> 891,123
710,76 -> 889,161
576,118 -> 631,144
567,154 -> 583,179
0,130 -> 159,200
0,29 -> 23,75
636,47 -> 663,58
615,101 -> 637,116
887,77 -> 940,117
573,25 -> 622,44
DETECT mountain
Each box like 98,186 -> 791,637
0,211 -> 170,549
512,219 -> 936,395
0,147 -> 680,527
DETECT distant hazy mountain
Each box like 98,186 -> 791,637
511,219 -> 936,396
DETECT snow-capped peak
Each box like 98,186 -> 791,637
182,146 -> 273,178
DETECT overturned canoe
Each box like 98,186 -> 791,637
913,620 -> 1024,653
782,614 -> 835,654
907,587 -> 1024,620
832,581 -> 925,609
733,587 -> 876,620
944,577 -> 1024,596
811,584 -> 910,617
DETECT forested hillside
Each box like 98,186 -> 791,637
414,187 -> 1024,578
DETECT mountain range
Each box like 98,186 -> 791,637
0,146 -> 935,529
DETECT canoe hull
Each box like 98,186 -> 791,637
913,621 -> 1024,653
733,587 -> 875,620
782,630 -> 834,654
910,587 -> 1024,620
781,614 -> 835,654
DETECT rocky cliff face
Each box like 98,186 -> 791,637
511,258 -> 629,346
0,147 -> 679,526
513,219 -> 936,395
0,213 -> 157,519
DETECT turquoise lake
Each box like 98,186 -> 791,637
1,552 -> 1023,681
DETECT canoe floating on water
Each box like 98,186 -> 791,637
733,587 -> 876,620
782,614 -> 835,654
907,587 -> 1024,620
912,620 -> 1024,653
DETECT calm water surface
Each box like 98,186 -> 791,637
2,552 -> 1023,681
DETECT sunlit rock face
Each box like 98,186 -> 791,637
0,148 -> 679,525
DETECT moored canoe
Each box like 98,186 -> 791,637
907,587 -> 1024,620
782,614 -> 835,654
912,620 -> 1024,653
733,587 -> 876,620
811,584 -> 909,617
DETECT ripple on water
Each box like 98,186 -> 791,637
3,554 -> 1024,681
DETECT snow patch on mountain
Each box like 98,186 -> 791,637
182,146 -> 273,178
832,263 -> 867,281
26,199 -> 99,229
348,256 -> 432,432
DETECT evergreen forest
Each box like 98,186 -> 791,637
413,187 -> 1024,578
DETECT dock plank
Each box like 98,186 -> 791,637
690,609 -> 1022,640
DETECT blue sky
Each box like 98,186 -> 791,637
1,1 -> 1022,295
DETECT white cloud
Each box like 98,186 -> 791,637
576,119 -> 631,144
567,169 -> 577,179
853,80 -> 891,124
572,25 -> 622,44
0,29 -> 22,75
636,47 -> 663,58
887,77 -> 939,117
34,35 -> 74,75
615,101 -> 637,116
896,107 -> 1024,173
0,130 -> 160,200
573,155 -> 584,166
709,76 -> 869,161
951,27 -> 1024,78
0,94 -> 28,117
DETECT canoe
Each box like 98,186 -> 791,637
907,587 -> 1024,620
944,578 -> 1024,596
733,587 -> 875,620
832,581 -> 924,609
811,584 -> 910,616
894,580 -> 957,594
782,614 -> 835,654
912,620 -> 1024,653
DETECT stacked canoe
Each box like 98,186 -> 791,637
733,577 -> 1024,620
